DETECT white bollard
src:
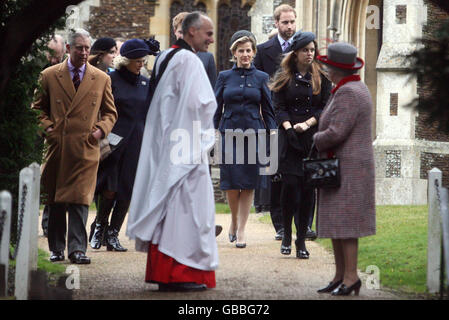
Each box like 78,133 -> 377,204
427,168 -> 442,293
437,186 -> 449,292
14,167 -> 34,300
28,162 -> 40,271
0,191 -> 12,296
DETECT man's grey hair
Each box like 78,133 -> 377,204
182,11 -> 210,35
67,28 -> 91,46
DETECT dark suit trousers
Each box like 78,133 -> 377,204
48,203 -> 88,256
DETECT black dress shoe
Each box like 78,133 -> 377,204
317,279 -> 343,293
158,282 -> 207,292
49,251 -> 64,262
275,229 -> 284,241
296,249 -> 310,259
305,227 -> 317,241
331,279 -> 362,296
69,251 -> 91,264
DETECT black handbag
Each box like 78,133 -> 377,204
303,142 -> 340,188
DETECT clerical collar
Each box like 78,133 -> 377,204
172,38 -> 194,52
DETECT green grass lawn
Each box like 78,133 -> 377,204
215,202 -> 255,214
9,249 -> 66,275
259,205 -> 431,295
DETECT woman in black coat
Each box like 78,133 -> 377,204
90,39 -> 158,251
270,31 -> 331,259
214,30 -> 277,248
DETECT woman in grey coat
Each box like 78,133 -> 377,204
314,42 -> 376,296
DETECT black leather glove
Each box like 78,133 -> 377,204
286,127 -> 304,153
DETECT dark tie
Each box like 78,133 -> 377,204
282,41 -> 289,53
72,68 -> 80,91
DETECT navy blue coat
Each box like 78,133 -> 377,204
213,64 -> 277,190
96,68 -> 150,201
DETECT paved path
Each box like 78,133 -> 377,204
38,212 -> 402,300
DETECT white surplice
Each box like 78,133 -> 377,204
126,48 -> 219,271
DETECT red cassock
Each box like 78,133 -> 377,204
145,244 -> 216,288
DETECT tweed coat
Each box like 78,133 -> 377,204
33,59 -> 117,205
313,79 -> 376,239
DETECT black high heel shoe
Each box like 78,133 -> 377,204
317,279 -> 343,293
280,245 -> 291,255
331,279 -> 362,296
281,235 -> 292,255
296,249 -> 309,259
228,233 -> 237,243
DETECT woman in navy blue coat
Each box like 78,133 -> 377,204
90,39 -> 158,252
214,30 -> 277,248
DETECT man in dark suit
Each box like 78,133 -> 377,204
254,4 -> 317,241
254,4 -> 315,241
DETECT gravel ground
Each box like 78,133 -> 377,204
37,211 -> 404,300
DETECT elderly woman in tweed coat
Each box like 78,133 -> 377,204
313,42 -> 376,296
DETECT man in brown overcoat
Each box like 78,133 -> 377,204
33,29 -> 117,264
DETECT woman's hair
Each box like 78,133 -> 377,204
229,36 -> 257,62
113,55 -> 131,70
112,55 -> 148,70
269,40 -> 325,95
88,52 -> 108,71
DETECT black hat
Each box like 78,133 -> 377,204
91,37 -> 117,54
120,39 -> 153,59
290,31 -> 316,52
229,30 -> 256,48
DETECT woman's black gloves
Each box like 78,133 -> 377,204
286,127 -> 304,153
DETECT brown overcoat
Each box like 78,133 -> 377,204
313,80 -> 376,239
33,59 -> 117,205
